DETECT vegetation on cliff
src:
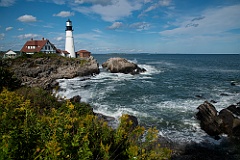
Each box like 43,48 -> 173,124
2,52 -> 99,90
0,56 -> 171,159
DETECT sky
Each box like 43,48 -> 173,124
0,0 -> 240,54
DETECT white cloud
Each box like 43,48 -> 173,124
18,28 -> 24,31
75,32 -> 101,41
160,4 -> 240,36
107,22 -> 123,30
92,0 -> 142,22
144,0 -> 172,13
0,0 -> 15,7
52,0 -> 65,5
55,36 -> 63,41
159,0 -> 171,7
5,26 -> 13,31
74,0 -> 112,6
0,33 -> 5,40
129,22 -> 151,31
92,29 -> 102,33
53,11 -> 74,17
17,15 -> 37,22
73,0 -> 142,22
18,33 -> 39,39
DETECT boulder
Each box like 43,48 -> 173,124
196,101 -> 222,137
124,114 -> 138,131
102,57 -> 146,74
70,95 -> 81,103
218,109 -> 235,135
196,102 -> 240,138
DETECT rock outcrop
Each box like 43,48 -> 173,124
196,101 -> 240,138
6,56 -> 99,90
102,57 -> 146,75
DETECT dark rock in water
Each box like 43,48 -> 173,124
210,100 -> 217,103
172,139 -> 240,160
70,95 -> 81,103
231,81 -> 237,86
95,113 -> 118,129
219,109 -> 235,135
102,57 -> 146,75
232,125 -> 240,137
195,95 -> 205,99
227,105 -> 240,116
220,93 -> 229,96
196,101 -> 240,138
124,114 -> 138,131
196,101 -> 222,137
95,113 -> 138,130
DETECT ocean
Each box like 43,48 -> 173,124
56,54 -> 240,144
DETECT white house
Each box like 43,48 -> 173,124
3,50 -> 17,59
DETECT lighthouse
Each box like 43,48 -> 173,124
65,19 -> 75,58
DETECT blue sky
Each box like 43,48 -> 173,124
0,0 -> 240,54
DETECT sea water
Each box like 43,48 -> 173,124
56,54 -> 240,143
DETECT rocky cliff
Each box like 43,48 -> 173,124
4,55 -> 99,90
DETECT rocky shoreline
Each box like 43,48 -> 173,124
4,55 -> 100,90
3,55 -> 240,159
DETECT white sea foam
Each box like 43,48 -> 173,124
139,64 -> 162,75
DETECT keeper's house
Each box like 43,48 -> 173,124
20,38 -> 57,54
76,50 -> 91,58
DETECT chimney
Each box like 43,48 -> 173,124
42,37 -> 44,40
31,38 -> 33,41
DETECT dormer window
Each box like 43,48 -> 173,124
27,46 -> 36,49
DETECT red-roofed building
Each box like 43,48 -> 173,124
76,50 -> 91,58
20,38 -> 57,54
56,49 -> 70,57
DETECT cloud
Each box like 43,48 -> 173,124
53,11 -> 74,17
191,16 -> 205,22
17,33 -> 39,39
159,0 -> 171,7
75,32 -> 101,41
0,0 -> 15,7
0,33 -> 5,40
5,27 -> 13,31
160,4 -> 240,36
74,0 -> 112,6
18,28 -> 24,31
92,29 -> 102,33
107,22 -> 123,30
55,36 -> 64,41
52,0 -> 65,5
17,15 -> 37,22
144,0 -> 171,12
129,22 -> 151,31
73,0 -> 142,22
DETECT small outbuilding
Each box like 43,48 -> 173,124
77,50 -> 91,58
3,50 -> 17,59
56,49 -> 70,58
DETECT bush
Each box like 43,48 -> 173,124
0,88 -> 171,159
0,65 -> 21,92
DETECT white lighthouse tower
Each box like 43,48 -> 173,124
65,19 -> 75,58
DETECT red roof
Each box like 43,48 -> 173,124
62,50 -> 70,54
77,50 -> 91,54
56,49 -> 70,54
20,38 -> 56,53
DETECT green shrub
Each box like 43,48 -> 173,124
0,89 -> 172,159
0,65 -> 21,92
